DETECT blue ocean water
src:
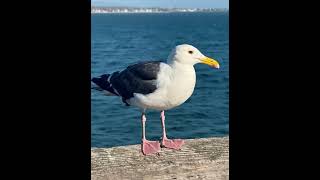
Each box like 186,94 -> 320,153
91,12 -> 229,148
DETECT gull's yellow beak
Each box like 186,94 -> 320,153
200,56 -> 220,69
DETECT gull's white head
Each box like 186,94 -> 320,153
167,44 -> 220,68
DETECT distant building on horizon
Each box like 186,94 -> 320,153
91,6 -> 228,14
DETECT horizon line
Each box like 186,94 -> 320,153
91,6 -> 228,9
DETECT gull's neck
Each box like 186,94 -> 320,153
167,60 -> 195,72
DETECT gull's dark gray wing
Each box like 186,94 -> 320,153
92,61 -> 163,106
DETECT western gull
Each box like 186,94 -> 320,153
92,44 -> 220,155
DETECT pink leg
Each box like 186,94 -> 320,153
141,113 -> 160,155
160,111 -> 184,150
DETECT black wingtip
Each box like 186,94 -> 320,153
91,77 -> 99,83
91,74 -> 111,90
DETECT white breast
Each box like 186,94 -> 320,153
129,62 -> 196,111
165,64 -> 196,108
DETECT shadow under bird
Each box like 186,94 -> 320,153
92,44 -> 220,155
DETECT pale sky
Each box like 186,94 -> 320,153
92,0 -> 229,9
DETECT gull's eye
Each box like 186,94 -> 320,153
188,50 -> 193,54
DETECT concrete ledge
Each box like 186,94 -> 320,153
91,137 -> 229,180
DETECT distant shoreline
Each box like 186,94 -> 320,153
91,7 -> 228,14
91,12 -> 228,14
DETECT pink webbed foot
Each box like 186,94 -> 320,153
161,138 -> 185,150
141,139 -> 161,155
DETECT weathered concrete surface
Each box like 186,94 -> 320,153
91,137 -> 229,180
